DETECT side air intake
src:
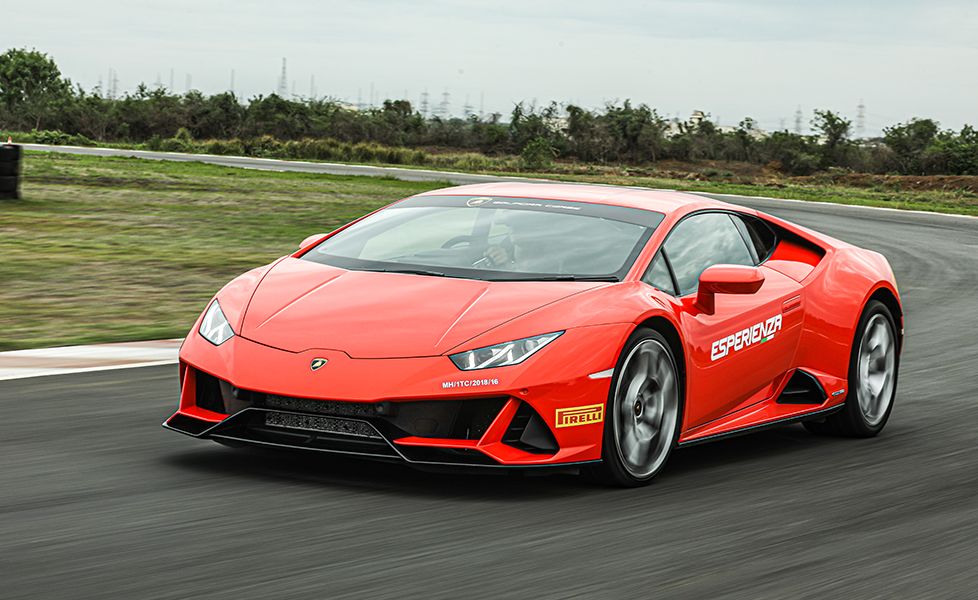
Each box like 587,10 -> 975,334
777,369 -> 827,404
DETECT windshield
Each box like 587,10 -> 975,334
302,195 -> 664,281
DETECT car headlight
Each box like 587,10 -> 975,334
199,300 -> 234,346
449,331 -> 563,370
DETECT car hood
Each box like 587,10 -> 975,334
238,258 -> 603,358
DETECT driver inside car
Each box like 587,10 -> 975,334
477,213 -> 561,272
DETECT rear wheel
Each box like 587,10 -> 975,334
804,299 -> 898,437
584,328 -> 681,487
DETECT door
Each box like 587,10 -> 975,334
645,212 -> 804,429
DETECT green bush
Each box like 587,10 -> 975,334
31,129 -> 72,145
520,137 -> 557,170
68,133 -> 96,146
242,135 -> 282,157
144,135 -> 163,151
158,138 -> 189,153
203,139 -> 245,156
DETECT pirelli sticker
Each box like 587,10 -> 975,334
555,404 -> 605,428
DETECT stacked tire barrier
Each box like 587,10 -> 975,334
1,143 -> 22,200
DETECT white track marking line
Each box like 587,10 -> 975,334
0,360 -> 178,381
0,340 -> 182,381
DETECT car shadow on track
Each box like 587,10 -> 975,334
163,444 -> 594,500
162,424 -> 843,498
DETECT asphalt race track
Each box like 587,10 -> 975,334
3,148 -> 978,598
21,143 -> 533,184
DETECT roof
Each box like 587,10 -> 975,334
420,181 -> 740,216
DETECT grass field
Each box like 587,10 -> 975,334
0,152 -> 445,350
516,170 -> 978,215
1,151 -> 974,351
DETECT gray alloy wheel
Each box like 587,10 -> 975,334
856,313 -> 897,427
804,299 -> 899,437
611,338 -> 680,480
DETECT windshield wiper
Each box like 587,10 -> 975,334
361,267 -> 451,277
487,275 -> 620,282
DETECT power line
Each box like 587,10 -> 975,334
794,105 -> 803,135
856,99 -> 866,138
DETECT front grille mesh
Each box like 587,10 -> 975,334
264,412 -> 382,438
264,395 -> 382,418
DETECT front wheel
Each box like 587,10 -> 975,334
805,299 -> 899,437
584,328 -> 682,487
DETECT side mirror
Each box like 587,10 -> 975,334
695,265 -> 765,314
298,233 -> 327,251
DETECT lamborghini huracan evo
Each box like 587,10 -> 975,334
164,182 -> 902,486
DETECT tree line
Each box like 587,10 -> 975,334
1,48 -> 976,175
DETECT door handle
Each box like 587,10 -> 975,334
782,295 -> 802,314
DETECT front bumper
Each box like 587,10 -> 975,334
164,325 -> 631,468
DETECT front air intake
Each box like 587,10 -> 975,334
503,402 -> 559,454
194,370 -> 226,413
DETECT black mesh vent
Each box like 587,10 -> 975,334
260,394 -> 506,441
211,411 -> 399,458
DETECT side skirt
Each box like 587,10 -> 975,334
676,404 -> 844,448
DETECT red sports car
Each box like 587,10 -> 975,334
164,183 -> 902,486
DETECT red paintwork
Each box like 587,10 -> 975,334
240,258 -> 604,357
168,182 -> 902,466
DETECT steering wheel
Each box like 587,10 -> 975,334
441,235 -> 474,249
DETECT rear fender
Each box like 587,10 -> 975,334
795,247 -> 901,382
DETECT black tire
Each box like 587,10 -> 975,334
0,161 -> 19,176
804,299 -> 899,437
0,145 -> 21,162
0,175 -> 19,197
583,327 -> 683,487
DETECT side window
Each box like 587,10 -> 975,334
664,213 -> 755,296
643,253 -> 677,295
731,214 -> 778,263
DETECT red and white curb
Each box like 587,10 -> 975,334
0,339 -> 182,381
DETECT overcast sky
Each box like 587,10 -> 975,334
5,0 -> 977,135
